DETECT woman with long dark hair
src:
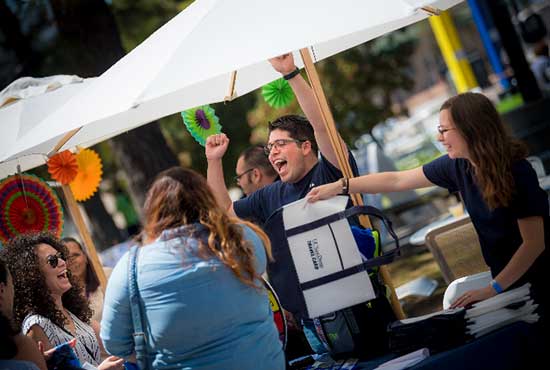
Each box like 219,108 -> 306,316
61,237 -> 103,323
100,167 -> 284,369
2,233 -> 124,370
307,92 -> 548,321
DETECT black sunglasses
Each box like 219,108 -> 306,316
46,252 -> 66,268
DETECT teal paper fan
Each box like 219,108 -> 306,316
181,105 -> 222,146
262,78 -> 295,108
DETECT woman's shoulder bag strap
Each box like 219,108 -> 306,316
128,245 -> 149,370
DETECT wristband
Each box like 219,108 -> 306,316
283,67 -> 300,81
490,279 -> 503,294
340,177 -> 349,195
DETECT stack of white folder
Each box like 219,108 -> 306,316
465,283 -> 539,338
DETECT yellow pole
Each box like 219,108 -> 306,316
429,11 -> 478,92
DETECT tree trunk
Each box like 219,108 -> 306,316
0,1 -> 40,88
110,128 -> 179,214
82,193 -> 124,250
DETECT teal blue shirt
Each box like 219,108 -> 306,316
101,224 -> 284,370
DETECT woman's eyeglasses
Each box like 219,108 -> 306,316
263,139 -> 305,155
437,125 -> 456,135
46,252 -> 66,268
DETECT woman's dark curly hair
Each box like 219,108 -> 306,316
1,232 -> 92,328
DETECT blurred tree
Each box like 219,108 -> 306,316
315,30 -> 417,143
0,1 -> 125,249
247,29 -> 418,146
47,0 -> 181,216
0,1 -> 39,87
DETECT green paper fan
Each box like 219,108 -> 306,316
181,105 -> 222,146
262,78 -> 295,108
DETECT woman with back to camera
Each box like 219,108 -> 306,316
100,167 -> 285,370
307,92 -> 548,326
2,233 -> 124,370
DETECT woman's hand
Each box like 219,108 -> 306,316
306,181 -> 341,203
450,286 -> 496,309
98,356 -> 125,370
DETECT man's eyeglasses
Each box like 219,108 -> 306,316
263,139 -> 305,155
437,125 -> 456,135
234,168 -> 254,182
46,252 -> 65,269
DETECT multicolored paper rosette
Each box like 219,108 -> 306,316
180,105 -> 222,146
261,78 -> 295,108
0,174 -> 64,244
47,150 -> 79,185
69,148 -> 103,202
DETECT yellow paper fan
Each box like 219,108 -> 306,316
69,148 -> 103,202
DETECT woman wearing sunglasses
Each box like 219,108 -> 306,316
100,167 -> 285,370
1,233 -> 124,370
307,92 -> 548,327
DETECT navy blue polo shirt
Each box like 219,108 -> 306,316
423,155 -> 549,291
234,152 -> 358,225
233,152 -> 359,317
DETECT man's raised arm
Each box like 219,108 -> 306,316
205,133 -> 235,216
269,53 -> 348,169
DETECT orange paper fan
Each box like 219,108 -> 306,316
47,150 -> 78,184
69,148 -> 103,202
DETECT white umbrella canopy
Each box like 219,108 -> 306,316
0,76 -> 94,178
2,0 -> 463,176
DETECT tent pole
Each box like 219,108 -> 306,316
61,184 -> 107,291
48,128 -> 81,157
50,130 -> 107,292
299,48 -> 405,320
224,71 -> 238,102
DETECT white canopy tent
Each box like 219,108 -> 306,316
1,0 -> 462,177
0,76 -> 92,178
0,0 -> 464,315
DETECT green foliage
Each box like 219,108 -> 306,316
496,93 -> 524,114
247,29 -> 419,146
395,146 -> 443,171
316,29 -> 418,144
111,0 -> 188,51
